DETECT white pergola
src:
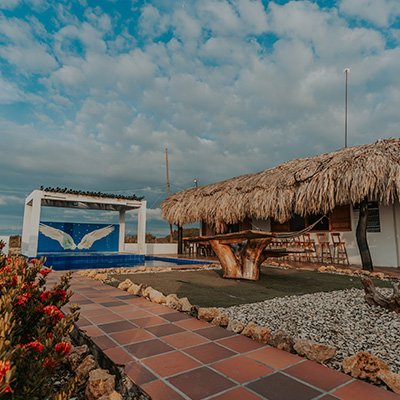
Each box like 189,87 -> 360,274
21,189 -> 146,257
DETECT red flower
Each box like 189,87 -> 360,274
2,385 -> 13,394
15,293 -> 31,306
54,342 -> 71,356
43,305 -> 64,321
43,357 -> 58,369
54,289 -> 67,302
39,267 -> 52,277
40,291 -> 52,303
0,360 -> 10,380
23,341 -> 44,353
11,276 -> 18,286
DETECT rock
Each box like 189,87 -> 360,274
76,355 -> 97,380
197,307 -> 220,322
211,314 -> 230,328
179,297 -> 193,312
342,352 -> 389,382
226,319 -> 245,333
98,391 -> 122,400
94,273 -> 108,281
141,286 -> 166,304
318,266 -> 328,272
118,279 -> 133,291
377,370 -> 400,394
147,288 -> 166,304
127,283 -> 143,296
165,294 -> 182,311
68,344 -> 89,369
294,339 -> 336,364
241,322 -> 271,343
85,369 -> 115,400
269,330 -> 294,352
371,272 -> 385,280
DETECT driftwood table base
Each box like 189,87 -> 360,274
188,230 -> 305,281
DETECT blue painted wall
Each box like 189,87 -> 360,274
38,222 -> 119,253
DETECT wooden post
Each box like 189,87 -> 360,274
177,226 -> 183,255
165,146 -> 174,243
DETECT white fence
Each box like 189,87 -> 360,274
124,243 -> 177,255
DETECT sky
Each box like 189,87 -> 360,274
0,0 -> 400,237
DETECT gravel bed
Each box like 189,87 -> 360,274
222,288 -> 400,372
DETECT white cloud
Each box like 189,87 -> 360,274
0,195 -> 24,205
0,0 -> 20,10
0,16 -> 57,73
340,0 -> 400,27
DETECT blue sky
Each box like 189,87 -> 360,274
1,0 -> 400,237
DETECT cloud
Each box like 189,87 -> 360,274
339,0 -> 400,27
0,195 -> 24,206
0,16 -> 57,73
1,0 -> 400,236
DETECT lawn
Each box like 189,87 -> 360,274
112,266 -> 392,308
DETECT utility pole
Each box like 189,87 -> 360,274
344,68 -> 350,148
165,146 -> 174,243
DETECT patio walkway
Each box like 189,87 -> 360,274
61,274 -> 400,400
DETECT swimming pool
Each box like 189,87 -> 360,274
37,253 -> 211,270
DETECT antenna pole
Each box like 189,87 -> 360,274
344,68 -> 350,148
165,146 -> 174,243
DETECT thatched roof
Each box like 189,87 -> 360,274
162,139 -> 400,232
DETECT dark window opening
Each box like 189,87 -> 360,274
353,202 -> 381,233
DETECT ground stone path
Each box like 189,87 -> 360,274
57,273 -> 400,400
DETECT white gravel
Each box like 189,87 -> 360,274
221,288 -> 400,372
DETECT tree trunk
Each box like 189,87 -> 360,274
361,276 -> 400,313
356,198 -> 373,271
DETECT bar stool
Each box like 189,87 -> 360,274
316,233 -> 333,263
302,233 -> 317,262
331,233 -> 349,265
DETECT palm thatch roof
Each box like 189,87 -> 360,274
162,139 -> 400,232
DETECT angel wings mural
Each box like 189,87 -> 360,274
39,223 -> 115,250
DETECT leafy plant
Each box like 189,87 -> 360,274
0,256 -> 79,399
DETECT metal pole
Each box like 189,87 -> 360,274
344,68 -> 350,148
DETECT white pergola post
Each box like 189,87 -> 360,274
137,200 -> 147,255
21,190 -> 42,257
119,210 -> 126,253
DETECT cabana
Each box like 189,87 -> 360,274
162,139 -> 400,270
21,188 -> 146,258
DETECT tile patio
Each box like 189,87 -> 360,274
56,273 -> 400,400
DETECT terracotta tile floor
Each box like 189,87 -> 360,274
57,274 -> 400,400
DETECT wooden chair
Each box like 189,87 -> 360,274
331,233 -> 349,265
316,233 -> 333,263
301,233 -> 317,262
183,240 -> 195,256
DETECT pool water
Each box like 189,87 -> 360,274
37,253 -> 210,270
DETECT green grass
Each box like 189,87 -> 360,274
113,266 -> 392,308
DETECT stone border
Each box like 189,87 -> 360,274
268,260 -> 399,281
69,327 -> 150,400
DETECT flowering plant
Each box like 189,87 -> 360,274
0,256 -> 79,399
0,241 -> 5,256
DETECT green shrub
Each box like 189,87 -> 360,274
0,256 -> 79,399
